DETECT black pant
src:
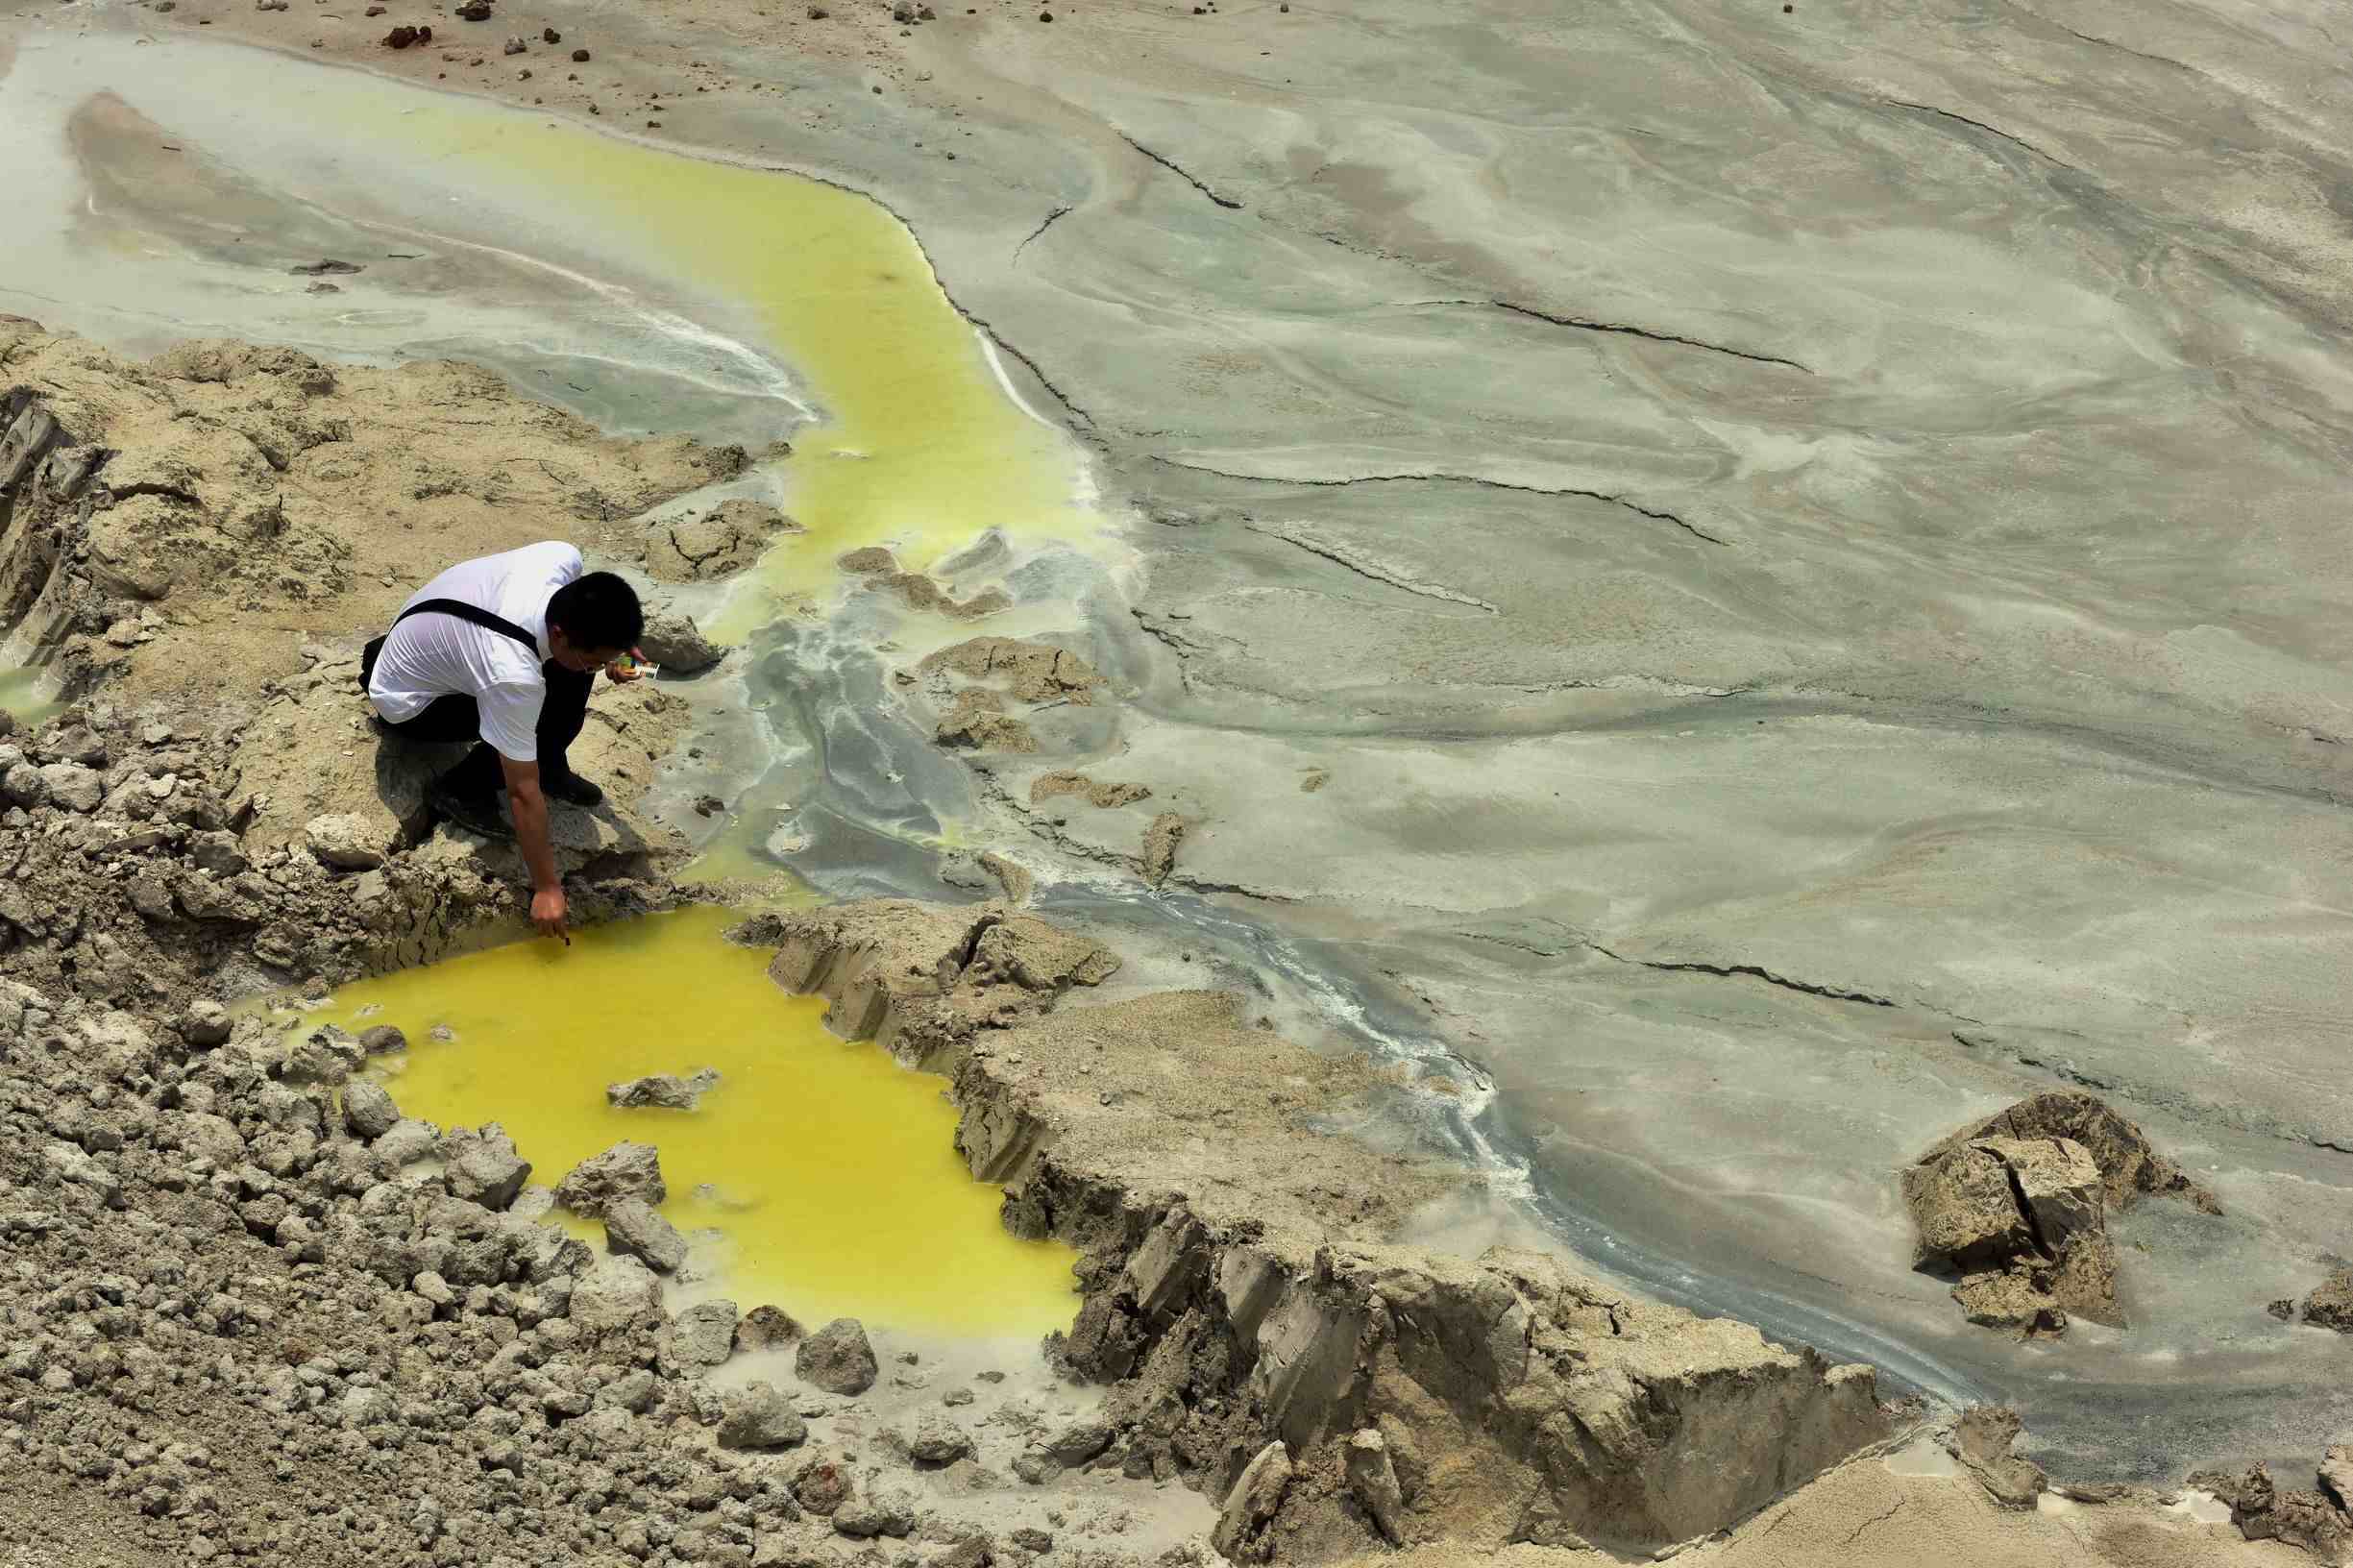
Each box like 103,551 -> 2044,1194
369,661 -> 592,796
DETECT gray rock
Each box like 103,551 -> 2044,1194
554,1139 -> 667,1215
1211,1442 -> 1292,1563
412,1271 -> 455,1308
358,1024 -> 407,1055
37,762 -> 102,813
280,1024 -> 364,1087
171,1111 -> 245,1167
1901,1143 -> 2034,1268
737,1303 -> 800,1353
1975,1136 -> 2103,1246
442,1123 -> 531,1211
1343,1429 -> 1407,1545
603,1194 -> 688,1273
639,608 -> 724,674
508,1184 -> 556,1223
909,1413 -> 974,1466
1011,1450 -> 1058,1486
831,1493 -> 913,1539
594,1369 -> 658,1412
719,1381 -> 809,1451
1043,1420 -> 1112,1467
1010,1530 -> 1053,1555
305,812 -> 389,870
606,1068 -> 721,1109
373,1117 -> 439,1166
1,761 -> 44,807
339,1384 -> 396,1427
569,1253 -> 661,1335
341,1079 -> 400,1140
796,1317 -> 878,1396
189,829 -> 249,876
663,1299 -> 740,1375
180,998 -> 232,1047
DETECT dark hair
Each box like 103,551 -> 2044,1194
547,571 -> 644,652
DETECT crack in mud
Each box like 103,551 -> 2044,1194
1585,942 -> 1899,1006
1147,456 -> 1731,545
1886,100 -> 2082,173
1014,204 -> 1073,261
1115,133 -> 1245,209
1489,300 -> 1812,372
1840,1499 -> 1908,1546
1245,520 -> 1500,612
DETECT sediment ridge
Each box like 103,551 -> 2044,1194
747,899 -> 1893,1557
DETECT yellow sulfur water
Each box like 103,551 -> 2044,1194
316,905 -> 1078,1336
376,101 -> 1099,632
0,666 -> 59,726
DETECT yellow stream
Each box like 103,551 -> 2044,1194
319,906 -> 1077,1336
383,105 -> 1097,632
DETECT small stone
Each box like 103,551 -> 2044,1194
453,0 -> 490,17
908,1414 -> 974,1466
180,999 -> 232,1047
504,36 -> 526,52
570,1253 -> 661,1335
1011,1530 -> 1053,1555
796,1318 -> 878,1395
663,1299 -> 741,1374
607,1069 -> 720,1109
554,1141 -> 667,1215
541,23 -> 558,38
305,812 -> 388,870
342,1079 -> 400,1140
571,46 -> 590,60
37,763 -> 102,814
603,1194 -> 688,1273
358,1024 -> 407,1054
719,1381 -> 809,1450
737,1304 -> 801,1353
412,1270 -> 455,1308
2267,1298 -> 2296,1321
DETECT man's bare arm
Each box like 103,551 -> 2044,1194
498,753 -> 568,939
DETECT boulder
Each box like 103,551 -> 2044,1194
796,1318 -> 878,1395
358,1024 -> 407,1054
663,1299 -> 739,1375
603,1194 -> 688,1273
1042,1420 -> 1111,1467
1902,1143 -> 2032,1268
441,1123 -> 531,1210
638,608 -> 723,674
1975,1136 -> 2102,1246
341,1079 -> 400,1140
553,1140 -> 667,1215
1212,1441 -> 1292,1563
832,1494 -> 914,1539
718,1381 -> 809,1450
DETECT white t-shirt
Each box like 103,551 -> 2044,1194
366,541 -> 582,762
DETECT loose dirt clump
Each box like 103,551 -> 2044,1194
1901,1090 -> 2217,1338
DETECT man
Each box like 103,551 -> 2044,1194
361,541 -> 645,940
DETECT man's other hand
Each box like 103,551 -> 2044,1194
531,884 -> 570,942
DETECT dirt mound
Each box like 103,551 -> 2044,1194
641,496 -> 798,580
0,320 -> 741,711
751,899 -> 1892,1556
1902,1091 -> 2214,1338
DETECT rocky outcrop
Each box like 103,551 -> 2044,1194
2194,1457 -> 2353,1564
2300,1266 -> 2353,1333
1902,1091 -> 2215,1338
747,898 -> 1891,1556
640,497 -> 797,580
1948,1407 -> 2046,1508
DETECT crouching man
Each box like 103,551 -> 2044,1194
361,541 -> 645,939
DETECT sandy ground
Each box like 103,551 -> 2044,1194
7,0 -> 2353,1531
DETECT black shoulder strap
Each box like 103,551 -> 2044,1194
392,597 -> 539,652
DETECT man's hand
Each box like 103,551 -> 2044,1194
607,647 -> 649,683
530,884 -> 570,943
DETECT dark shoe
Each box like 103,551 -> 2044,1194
542,769 -> 603,808
427,778 -> 512,841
